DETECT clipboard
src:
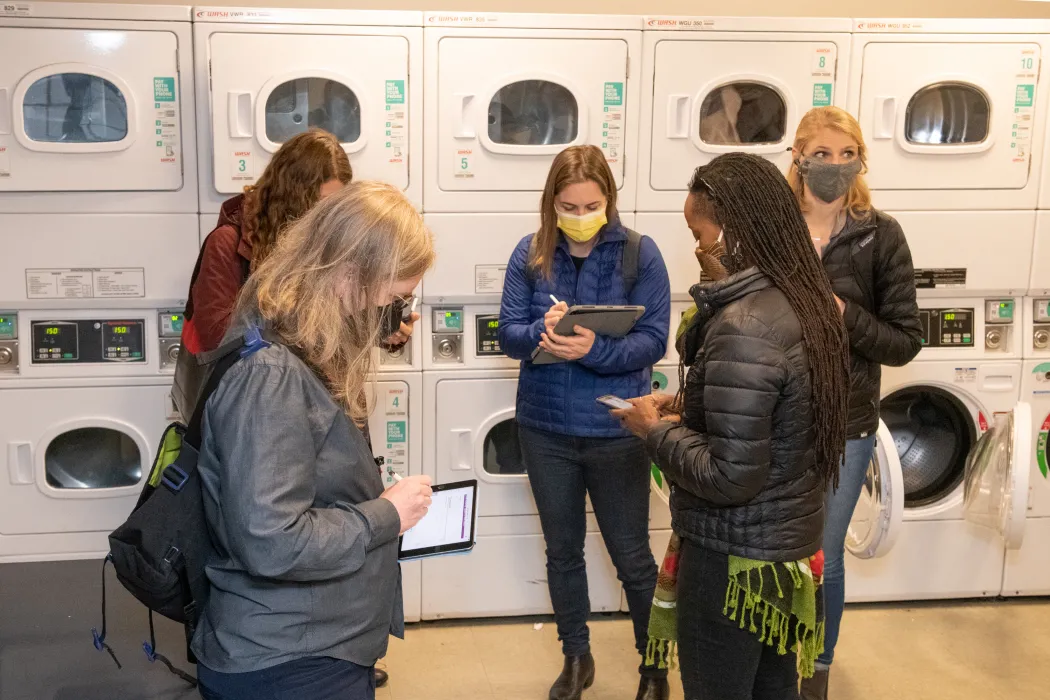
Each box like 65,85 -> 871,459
531,305 -> 645,365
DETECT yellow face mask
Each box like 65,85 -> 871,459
558,210 -> 608,243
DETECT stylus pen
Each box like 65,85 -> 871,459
550,294 -> 560,305
388,469 -> 403,483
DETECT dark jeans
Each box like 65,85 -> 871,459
198,657 -> 375,700
518,426 -> 663,677
677,539 -> 799,700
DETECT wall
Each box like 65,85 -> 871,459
58,0 -> 1050,19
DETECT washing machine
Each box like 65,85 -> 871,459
848,18 -> 1050,211
636,16 -> 851,212
0,2 -> 197,214
194,6 -> 423,214
422,11 -> 642,213
843,209 -> 1033,600
1001,214 -> 1050,596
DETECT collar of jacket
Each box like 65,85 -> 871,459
822,210 -> 878,257
679,267 -> 772,365
553,219 -> 628,255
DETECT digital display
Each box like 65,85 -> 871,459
921,308 -> 975,348
32,320 -> 145,364
434,308 -> 463,333
476,314 -> 503,356
487,320 -> 499,329
45,327 -> 60,335
113,326 -> 128,334
944,313 -> 955,321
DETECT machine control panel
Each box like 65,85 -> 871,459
1035,299 -> 1050,351
0,313 -> 16,373
159,312 -> 184,337
31,319 -> 146,364
0,315 -> 16,340
159,311 -> 184,371
986,300 -> 1015,324
918,308 -> 974,348
1034,299 -> 1050,323
433,309 -> 464,334
476,314 -> 503,356
432,308 -> 464,363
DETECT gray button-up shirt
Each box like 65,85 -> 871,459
191,340 -> 404,673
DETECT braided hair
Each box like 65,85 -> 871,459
686,153 -> 850,487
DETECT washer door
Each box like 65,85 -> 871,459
846,419 -> 905,559
963,401 -> 1032,549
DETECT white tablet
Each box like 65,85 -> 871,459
397,480 -> 479,561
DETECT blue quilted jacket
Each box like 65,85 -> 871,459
498,221 -> 671,438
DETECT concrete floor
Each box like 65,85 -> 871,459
2,560 -> 1047,699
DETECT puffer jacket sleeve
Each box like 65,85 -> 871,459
191,225 -> 248,352
842,216 -> 923,367
644,311 -> 787,505
578,236 -> 671,375
498,236 -> 545,361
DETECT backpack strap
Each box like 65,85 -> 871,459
622,228 -> 642,297
240,255 -> 251,285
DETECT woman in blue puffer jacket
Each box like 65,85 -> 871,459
498,145 -> 672,700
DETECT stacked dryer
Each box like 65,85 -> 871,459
633,15 -> 854,566
193,5 -> 427,619
0,3 -> 199,562
418,11 -> 642,619
842,18 -> 1048,601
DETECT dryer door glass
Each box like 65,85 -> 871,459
488,80 -> 579,146
265,78 -> 361,145
482,418 -> 526,475
846,419 -> 905,559
963,402 -> 1032,548
905,83 -> 990,146
22,73 -> 128,143
44,427 -> 141,489
698,82 -> 787,146
881,386 -> 976,507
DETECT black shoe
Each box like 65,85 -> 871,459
549,653 -> 595,700
800,668 -> 829,700
375,667 -> 389,688
635,676 -> 670,700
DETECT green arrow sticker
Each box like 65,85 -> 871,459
1038,412 -> 1049,479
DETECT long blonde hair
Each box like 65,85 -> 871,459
234,181 -> 434,419
786,106 -> 873,219
530,145 -> 619,279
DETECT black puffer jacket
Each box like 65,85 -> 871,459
822,210 -> 922,439
645,269 -> 823,561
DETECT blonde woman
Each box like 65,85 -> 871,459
190,182 -> 435,700
788,107 -> 922,700
498,145 -> 671,700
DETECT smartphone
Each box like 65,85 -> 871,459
596,394 -> 633,410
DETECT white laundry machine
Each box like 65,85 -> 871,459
0,3 -> 197,214
1001,214 -> 1050,596
193,6 -> 423,214
422,12 -> 642,213
843,209 -> 1033,601
365,371 -> 423,622
848,19 -> 1050,211
637,16 -> 851,212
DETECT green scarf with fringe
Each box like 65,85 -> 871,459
645,531 -> 826,678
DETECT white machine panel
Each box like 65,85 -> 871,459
0,214 -> 197,309
635,213 -> 708,302
423,13 -> 642,212
1031,213 -> 1050,297
194,8 -> 423,213
849,20 -> 1050,210
0,3 -> 197,213
638,17 -> 851,211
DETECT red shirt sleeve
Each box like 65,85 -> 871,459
190,225 -> 247,353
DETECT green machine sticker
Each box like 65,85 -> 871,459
651,370 -> 668,392
1038,413 -> 1048,479
1016,84 -> 1035,108
386,421 -> 407,443
604,82 -> 624,107
153,77 -> 176,102
812,83 -> 833,107
385,80 -> 405,105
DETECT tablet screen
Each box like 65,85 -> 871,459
398,480 -> 478,559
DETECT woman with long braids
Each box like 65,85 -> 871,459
614,153 -> 850,699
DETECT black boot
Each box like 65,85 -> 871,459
549,653 -> 595,700
800,668 -> 829,700
635,676 -> 670,700
375,668 -> 388,688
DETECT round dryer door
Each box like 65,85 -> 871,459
962,401 -> 1032,550
846,419 -> 905,559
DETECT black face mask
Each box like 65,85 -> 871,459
378,297 -> 410,341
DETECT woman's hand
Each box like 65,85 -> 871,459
651,392 -> 680,422
611,396 -> 663,439
381,474 -> 433,534
384,311 -> 420,347
540,326 -> 596,361
544,301 -> 569,333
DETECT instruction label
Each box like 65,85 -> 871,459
475,265 -> 507,295
812,84 -> 833,107
0,145 -> 9,178
374,384 -> 409,486
954,367 -> 977,384
601,82 -> 625,166
0,4 -> 32,16
914,268 -> 966,290
153,77 -> 179,165
231,150 -> 255,182
26,268 -> 146,299
385,80 -> 407,163
1013,49 -> 1038,162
